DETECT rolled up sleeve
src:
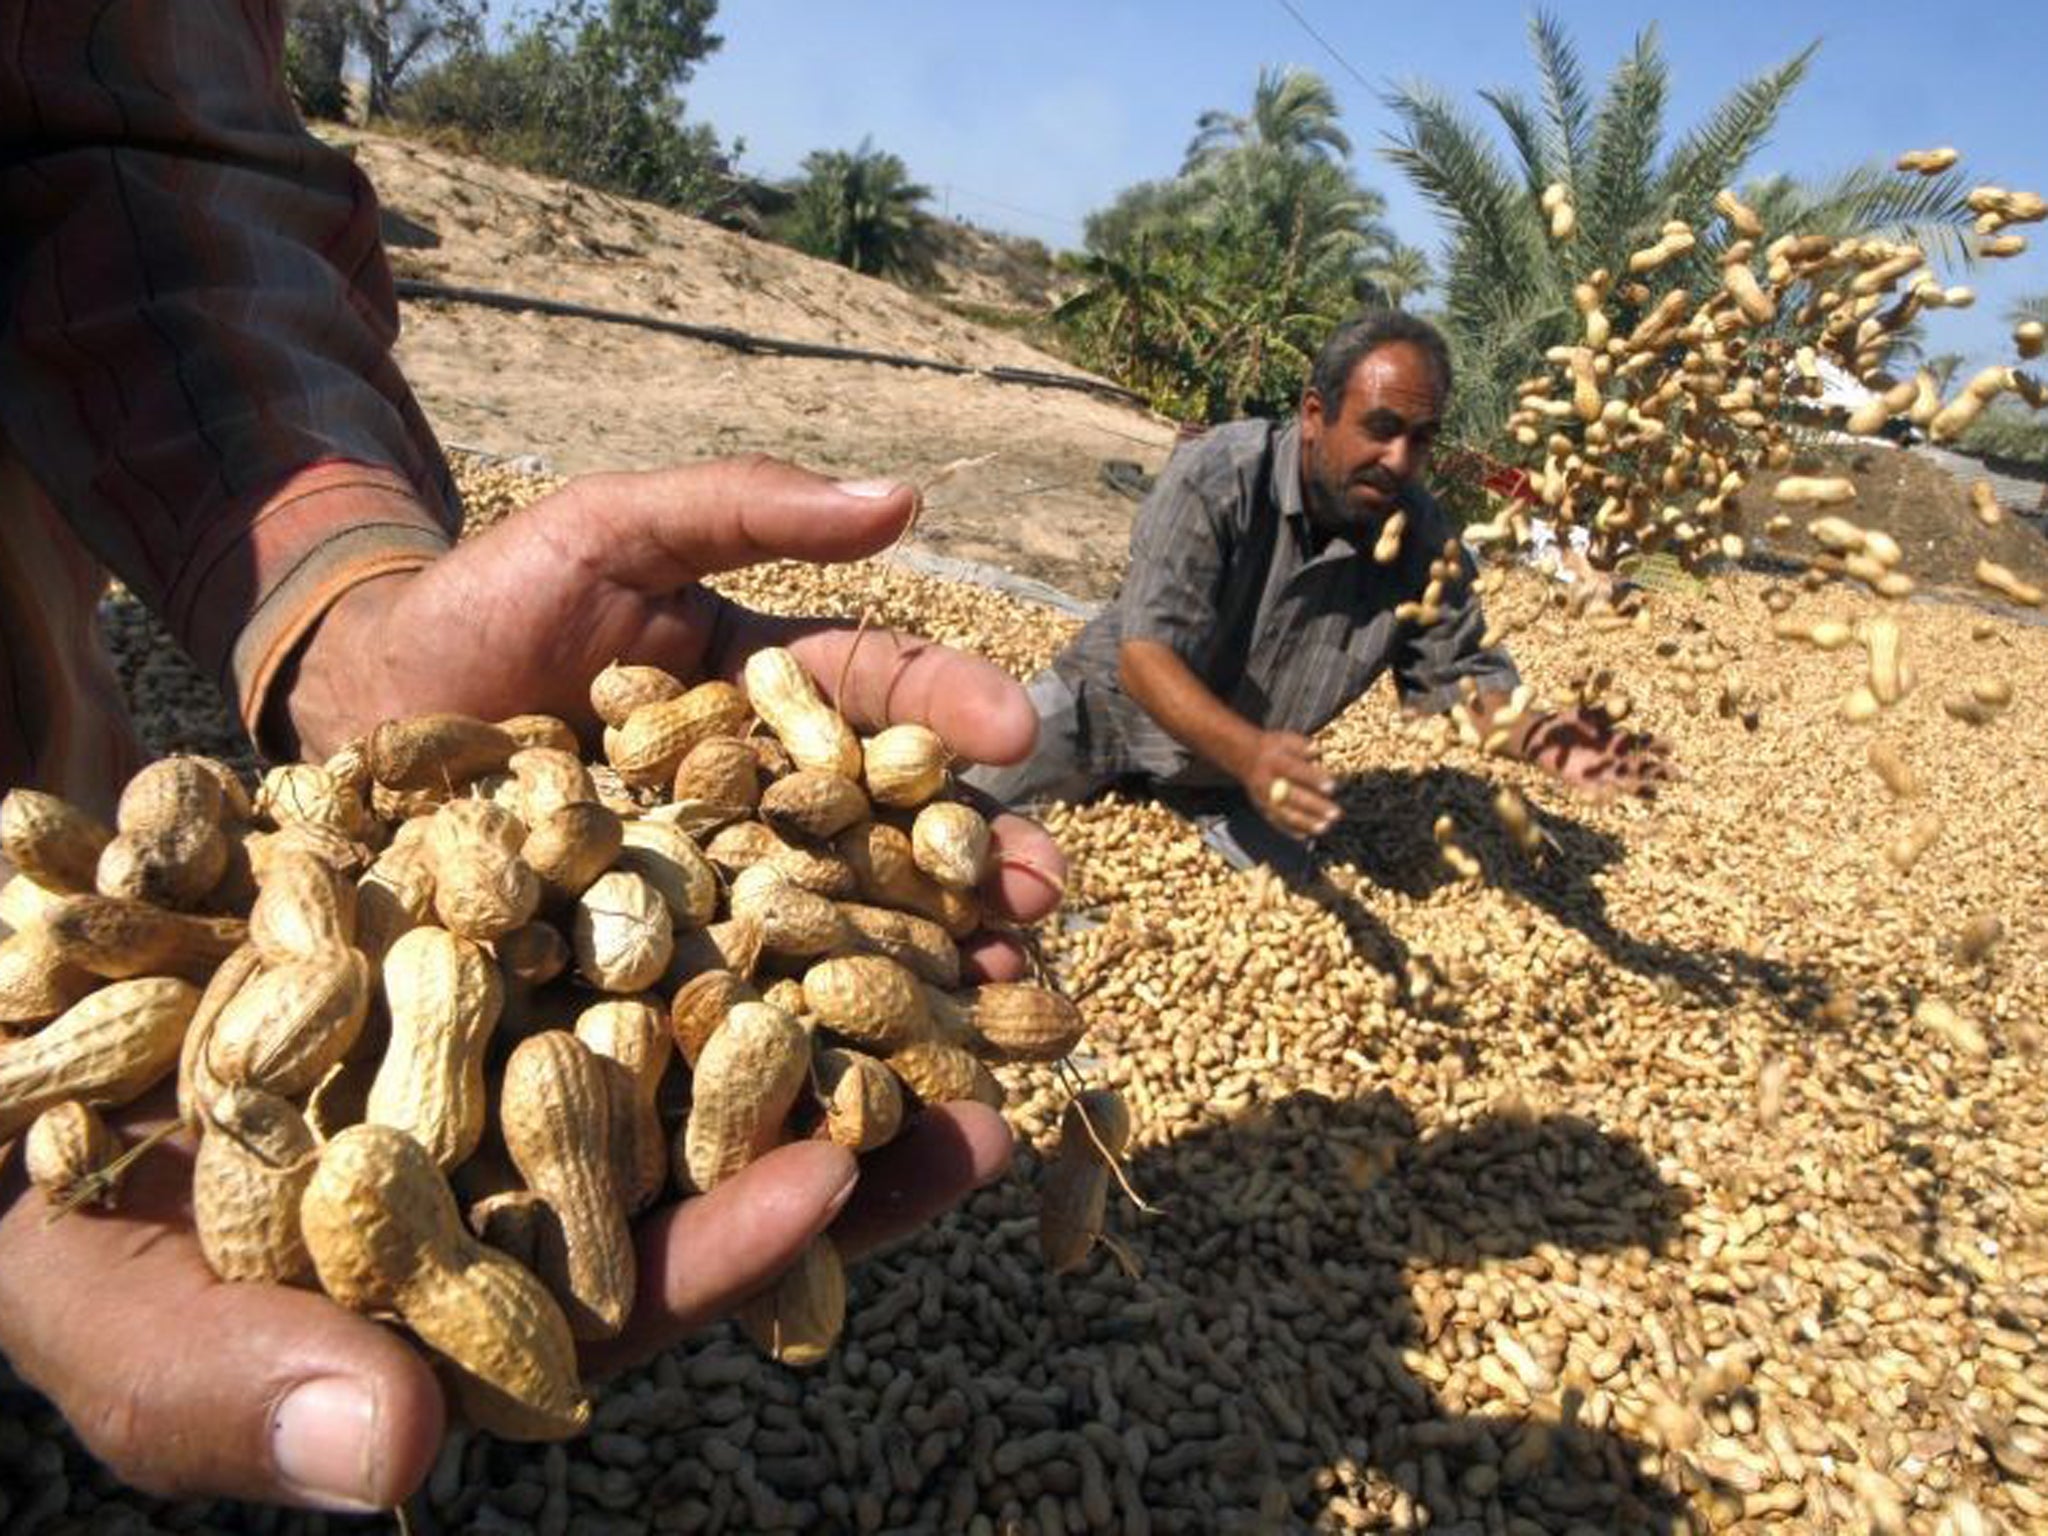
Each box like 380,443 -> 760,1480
0,1 -> 458,749
1393,544 -> 1521,712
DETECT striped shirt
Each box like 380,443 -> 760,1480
0,0 -> 458,815
1049,417 -> 1518,788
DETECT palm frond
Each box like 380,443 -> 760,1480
1782,163 -> 1977,267
1528,9 -> 1592,191
1581,27 -> 1668,252
1478,87 -> 1554,197
1658,42 -> 1816,220
1379,82 -> 1544,311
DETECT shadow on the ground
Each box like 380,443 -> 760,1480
1091,1090 -> 1709,1530
1306,764 -> 1839,1036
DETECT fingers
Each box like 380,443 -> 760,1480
588,1140 -> 858,1377
568,459 -> 920,589
829,1103 -> 1014,1259
1262,777 -> 1341,839
0,1114 -> 444,1512
586,1104 -> 1012,1379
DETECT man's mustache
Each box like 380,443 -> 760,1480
1350,469 -> 1401,495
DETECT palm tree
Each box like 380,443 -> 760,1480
1185,66 -> 1351,172
1052,237 -> 1198,378
1380,10 -> 1974,439
1359,242 -> 1434,310
787,138 -> 935,281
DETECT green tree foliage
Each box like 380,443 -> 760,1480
282,1 -> 479,121
397,0 -> 734,215
283,0 -> 351,122
1057,67 -> 1404,422
780,139 -> 938,281
1380,10 -> 1975,444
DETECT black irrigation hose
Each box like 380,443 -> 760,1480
392,278 -> 1150,409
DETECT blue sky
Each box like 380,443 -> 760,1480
589,3 -> 2045,367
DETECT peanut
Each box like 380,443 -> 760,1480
522,801 -> 625,908
614,818 -> 719,929
811,1045 -> 904,1153
43,895 -> 244,983
1,788 -> 113,894
801,954 -> 930,1052
572,869 -> 674,992
911,801 -> 992,893
425,799 -> 541,941
206,946 -> 371,1098
737,1236 -> 846,1367
256,763 -> 375,843
707,819 -> 858,899
369,926 -> 504,1169
368,713 -> 519,794
672,734 -> 762,810
742,647 -> 861,779
194,1085 -> 319,1284
860,724 -> 948,809
835,900 -> 962,989
0,976 -> 200,1139
834,822 -> 979,938
248,848 -> 358,964
300,1123 -> 589,1439
608,681 -> 752,787
96,756 -> 236,909
925,982 -> 1087,1063
669,969 -> 755,1067
574,997 -> 672,1215
24,1100 -> 122,1210
728,864 -> 850,960
680,1000 -> 810,1193
499,1031 -> 637,1339
0,926 -> 100,1027
589,660 -> 685,729
760,770 -> 872,843
886,1039 -> 1004,1110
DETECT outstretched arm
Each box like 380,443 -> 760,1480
1119,638 -> 1339,839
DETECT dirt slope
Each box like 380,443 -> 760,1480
343,129 -> 1174,602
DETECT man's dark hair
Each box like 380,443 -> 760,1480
1306,310 -> 1453,410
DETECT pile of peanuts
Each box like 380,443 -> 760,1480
0,645 -> 1107,1441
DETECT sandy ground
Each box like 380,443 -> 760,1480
349,130 -> 1176,603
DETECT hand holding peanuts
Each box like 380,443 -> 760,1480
0,455 -> 1069,1512
1242,730 -> 1340,840
278,455 -> 1063,975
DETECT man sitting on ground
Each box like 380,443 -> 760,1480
965,310 -> 1665,876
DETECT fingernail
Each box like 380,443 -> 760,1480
272,1377 -> 382,1513
834,479 -> 903,499
825,1166 -> 860,1219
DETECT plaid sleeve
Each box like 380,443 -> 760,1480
1392,541 -> 1522,712
0,1 -> 458,750
1116,440 -> 1233,666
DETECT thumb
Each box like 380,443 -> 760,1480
568,457 -> 918,588
0,1121 -> 445,1512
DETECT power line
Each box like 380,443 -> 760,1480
1268,0 -> 1374,93
938,183 -> 1086,237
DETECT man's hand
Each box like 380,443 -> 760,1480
1519,705 -> 1672,797
1,455 -> 1066,1510
1241,729 -> 1341,839
282,456 -> 1064,976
